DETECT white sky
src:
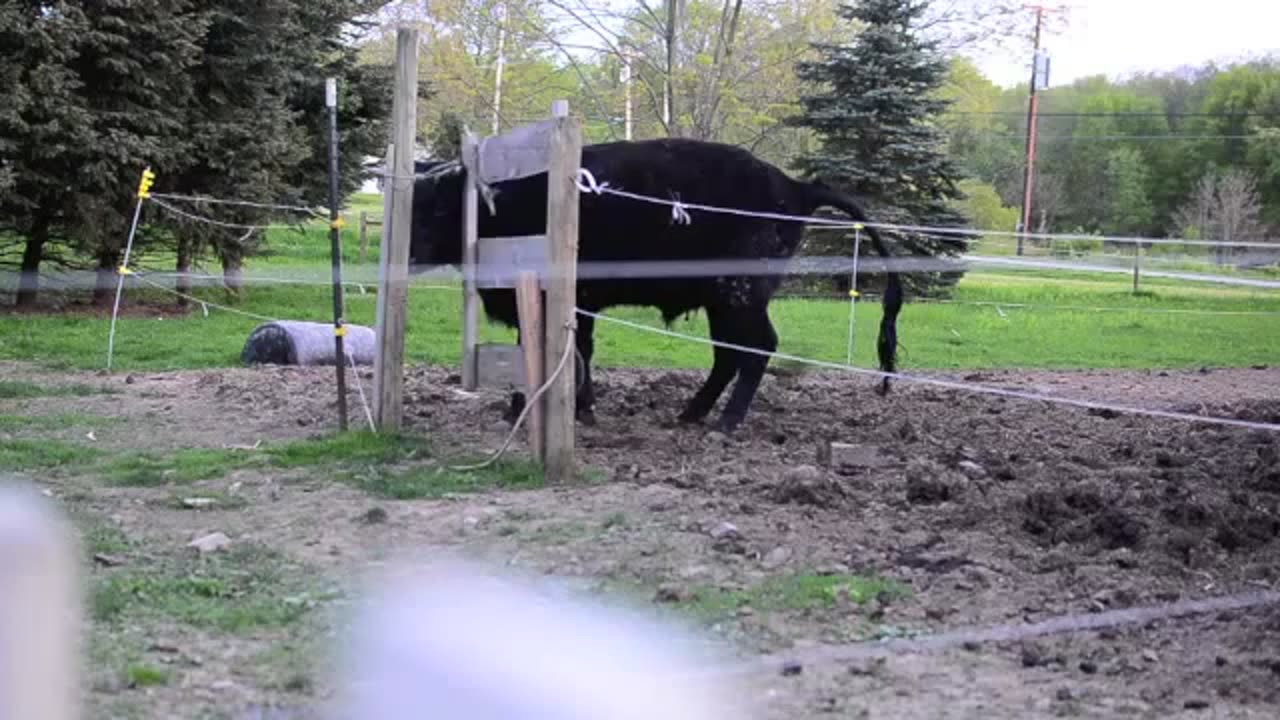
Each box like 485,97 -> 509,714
972,0 -> 1280,88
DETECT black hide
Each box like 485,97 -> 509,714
409,137 -> 903,434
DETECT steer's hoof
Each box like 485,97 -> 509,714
576,409 -> 597,426
711,417 -> 742,435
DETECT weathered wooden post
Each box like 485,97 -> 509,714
543,99 -> 581,484
359,211 -> 370,263
373,26 -> 418,431
458,100 -> 580,481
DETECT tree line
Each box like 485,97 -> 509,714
1,0 -> 397,307
5,0 -> 1276,310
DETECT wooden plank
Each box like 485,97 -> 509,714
543,100 -> 581,484
359,211 -> 369,263
373,27 -> 418,431
476,343 -> 525,388
475,234 -> 549,289
373,142 -> 395,420
515,271 -> 545,462
472,117 -> 557,184
461,132 -> 480,390
0,484 -> 82,720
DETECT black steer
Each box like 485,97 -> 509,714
408,137 -> 903,434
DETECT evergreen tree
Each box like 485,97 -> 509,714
64,0 -> 207,304
790,0 -> 970,298
0,2 -> 94,306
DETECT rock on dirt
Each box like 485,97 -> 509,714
905,460 -> 966,505
188,532 -> 231,554
768,465 -> 847,508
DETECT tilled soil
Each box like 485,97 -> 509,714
4,360 -> 1279,718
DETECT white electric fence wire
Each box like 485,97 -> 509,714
146,192 -> 325,217
574,308 -> 1280,434
573,168 -> 1280,250
148,197 -> 308,232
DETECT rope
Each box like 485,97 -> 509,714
148,197 -> 308,232
574,168 -> 1280,250
146,192 -> 325,217
574,308 -> 1280,434
448,319 -> 578,472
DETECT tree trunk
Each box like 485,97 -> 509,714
176,235 -> 192,307
15,220 -> 48,307
92,249 -> 120,307
221,250 -> 243,297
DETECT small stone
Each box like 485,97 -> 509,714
1183,699 -> 1210,710
705,431 -> 729,445
125,374 -> 137,384
1056,687 -> 1077,702
1141,649 -> 1159,663
962,640 -> 981,653
1079,660 -> 1098,675
1215,656 -> 1229,667
358,507 -> 389,525
762,546 -> 791,569
210,680 -> 235,692
181,497 -> 216,509
780,660 -> 803,676
709,522 -> 740,540
93,553 -> 126,567
737,606 -> 755,617
957,460 -> 987,478
1021,644 -> 1045,668
187,532 -> 231,554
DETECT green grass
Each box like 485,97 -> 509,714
91,543 -> 318,633
348,456 -> 549,499
100,447 -> 256,487
0,438 -> 103,471
4,217 -> 1277,373
0,412 -> 110,432
0,380 -> 119,399
678,572 -> 908,621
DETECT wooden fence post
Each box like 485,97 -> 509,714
515,271 -> 544,462
359,211 -> 369,263
461,131 -> 480,391
373,26 -> 418,432
1132,242 -> 1142,293
543,99 -> 581,484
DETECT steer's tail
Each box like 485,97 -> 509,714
805,181 -> 903,395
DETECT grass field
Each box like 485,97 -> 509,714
3,192 -> 1278,373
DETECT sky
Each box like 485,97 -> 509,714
971,0 -> 1280,89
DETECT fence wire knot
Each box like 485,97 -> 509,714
669,191 -> 692,225
575,167 -> 610,195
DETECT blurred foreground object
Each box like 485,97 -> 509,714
0,479 -> 82,720
330,559 -> 752,720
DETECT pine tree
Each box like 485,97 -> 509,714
790,0 -> 970,298
0,2 -> 93,307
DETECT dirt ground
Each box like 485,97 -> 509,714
4,358 -> 1280,719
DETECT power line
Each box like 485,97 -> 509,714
980,133 -> 1275,141
949,111 -> 1280,119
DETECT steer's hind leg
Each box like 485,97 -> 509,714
678,307 -> 739,425
574,311 -> 597,425
713,305 -> 777,435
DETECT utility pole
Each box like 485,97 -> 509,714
491,1 -> 507,136
1016,5 -> 1057,256
622,48 -> 633,140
